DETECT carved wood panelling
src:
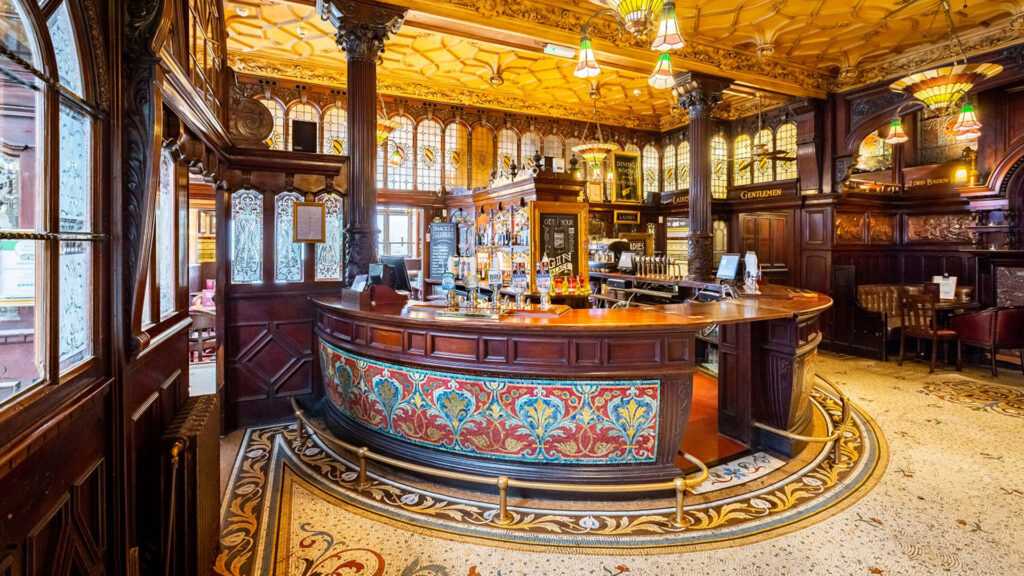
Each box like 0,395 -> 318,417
834,212 -> 866,244
905,214 -> 973,244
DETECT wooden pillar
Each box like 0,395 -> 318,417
319,0 -> 406,283
674,72 -> 730,280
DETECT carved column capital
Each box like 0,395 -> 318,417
318,0 -> 406,62
672,72 -> 731,119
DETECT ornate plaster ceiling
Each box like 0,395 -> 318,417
224,0 -> 779,129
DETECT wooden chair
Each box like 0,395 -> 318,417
899,294 -> 961,373
856,284 -> 925,361
188,309 -> 217,362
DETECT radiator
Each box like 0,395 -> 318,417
162,394 -> 220,576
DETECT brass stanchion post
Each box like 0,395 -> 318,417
673,476 -> 687,528
495,476 -> 512,525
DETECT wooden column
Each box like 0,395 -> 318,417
674,72 -> 730,280
319,0 -> 406,283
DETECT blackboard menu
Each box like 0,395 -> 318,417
612,152 -> 641,202
539,213 -> 579,277
429,221 -> 457,279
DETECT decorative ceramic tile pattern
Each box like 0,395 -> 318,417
319,342 -> 660,464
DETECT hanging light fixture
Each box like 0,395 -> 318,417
952,100 -> 982,141
648,52 -> 674,89
575,0 -> 682,89
574,31 -> 601,79
572,102 -> 621,178
376,95 -> 399,147
888,1 -> 1001,115
651,0 -> 684,51
883,117 -> 909,145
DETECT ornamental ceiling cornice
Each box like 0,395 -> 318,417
228,54 -> 663,130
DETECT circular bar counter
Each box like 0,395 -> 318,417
310,285 -> 831,484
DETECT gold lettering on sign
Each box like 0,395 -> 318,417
909,177 -> 951,187
739,188 -> 784,200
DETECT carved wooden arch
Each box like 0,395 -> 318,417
985,135 -> 1024,196
843,100 -> 922,157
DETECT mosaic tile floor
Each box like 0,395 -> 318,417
217,353 -> 1024,575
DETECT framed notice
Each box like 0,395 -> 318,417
612,151 -> 642,203
619,232 -> 654,256
530,200 -> 589,290
292,201 -> 326,243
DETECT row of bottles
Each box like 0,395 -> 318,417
476,206 -> 530,247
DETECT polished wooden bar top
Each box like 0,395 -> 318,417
311,284 -> 831,333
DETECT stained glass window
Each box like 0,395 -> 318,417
322,105 -> 347,155
662,144 -> 676,192
48,2 -> 83,97
543,134 -> 563,160
470,125 -> 494,188
625,143 -> 640,153
286,103 -> 319,151
231,189 -> 263,284
416,119 -> 442,192
274,191 -> 303,283
156,149 -> 175,318
444,122 -> 468,189
642,144 -> 659,195
775,122 -> 798,180
497,128 -> 518,176
711,134 -> 728,199
733,134 -> 752,186
259,98 -> 285,150
677,141 -> 689,191
856,133 -> 892,172
522,131 -> 541,168
753,128 -> 774,183
387,116 -> 414,190
315,192 -> 343,281
564,137 -> 580,168
376,140 -> 385,188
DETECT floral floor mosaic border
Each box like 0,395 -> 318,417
216,389 -> 886,575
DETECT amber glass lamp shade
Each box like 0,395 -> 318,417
648,52 -> 674,89
377,117 -> 399,147
574,34 -> 601,79
883,118 -> 909,145
601,0 -> 664,36
651,0 -> 684,51
889,63 -> 1002,112
953,102 -> 982,142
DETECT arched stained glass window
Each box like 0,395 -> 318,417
642,144 -> 659,195
775,122 -> 798,180
156,149 -> 175,318
711,134 -> 728,199
663,144 -> 676,192
386,116 -> 414,190
855,132 -> 892,172
286,102 -> 319,152
416,119 -> 442,192
275,191 -> 303,283
522,131 -> 541,167
376,140 -> 385,189
231,189 -> 263,284
625,143 -> 640,153
497,128 -> 518,176
259,98 -> 285,150
543,134 -> 563,159
315,192 -> 343,281
322,106 -> 347,155
471,125 -> 494,188
753,128 -> 774,183
733,134 -> 752,186
676,141 -> 689,191
444,122 -> 468,189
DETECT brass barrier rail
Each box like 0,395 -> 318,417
291,398 -> 709,528
752,373 -> 852,465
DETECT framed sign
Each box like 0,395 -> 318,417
530,201 -> 589,290
619,232 -> 654,256
292,201 -> 327,243
612,151 -> 642,203
613,209 -> 640,225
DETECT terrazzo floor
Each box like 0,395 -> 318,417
218,353 -> 1024,575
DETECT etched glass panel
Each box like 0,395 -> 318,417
753,128 -> 774,183
386,117 -> 414,190
275,191 -> 303,283
230,189 -> 262,283
677,141 -> 689,191
711,135 -> 728,199
322,106 -> 347,155
642,144 -> 659,195
497,128 -> 518,176
444,122 -> 468,189
59,239 -> 90,369
315,192 -> 343,281
542,134 -> 563,159
48,1 -> 83,96
156,149 -> 175,317
58,103 -> 89,232
775,123 -> 798,180
662,144 -> 676,192
733,134 -> 752,186
521,132 -> 541,168
416,119 -> 442,192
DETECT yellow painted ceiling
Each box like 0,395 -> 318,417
223,0 -> 1023,129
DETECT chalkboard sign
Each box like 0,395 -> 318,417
429,221 -> 457,279
612,152 -> 641,203
539,213 -> 580,277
